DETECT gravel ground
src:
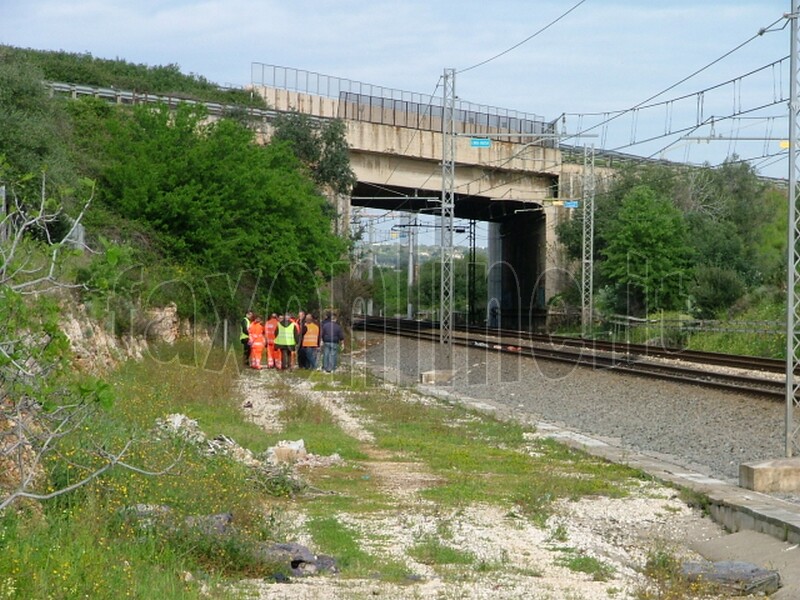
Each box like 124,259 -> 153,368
357,332 -> 797,504
239,367 -> 733,600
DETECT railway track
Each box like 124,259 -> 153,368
356,317 -> 787,399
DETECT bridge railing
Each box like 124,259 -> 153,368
251,63 -> 557,142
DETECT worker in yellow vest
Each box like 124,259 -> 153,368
240,310 -> 253,366
300,313 -> 320,370
274,313 -> 299,370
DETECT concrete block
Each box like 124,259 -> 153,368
420,370 -> 455,384
740,457 -> 800,492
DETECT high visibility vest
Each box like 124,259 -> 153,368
275,322 -> 296,346
240,317 -> 251,341
302,323 -> 320,348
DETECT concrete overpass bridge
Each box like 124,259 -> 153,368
251,64 -> 605,328
49,71 -> 609,328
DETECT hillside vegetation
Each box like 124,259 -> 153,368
1,45 -> 352,323
2,45 -> 265,108
0,46 -> 361,598
555,161 -> 788,353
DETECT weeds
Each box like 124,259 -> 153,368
306,516 -> 410,581
352,388 -> 637,520
555,548 -> 615,581
253,463 -> 308,498
408,534 -> 476,566
0,345 -> 282,599
1,343 -> 717,598
634,547 -> 720,599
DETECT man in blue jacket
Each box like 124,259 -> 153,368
320,311 -> 345,373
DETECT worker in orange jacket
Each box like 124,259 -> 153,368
300,313 -> 320,370
248,316 -> 265,370
264,313 -> 280,368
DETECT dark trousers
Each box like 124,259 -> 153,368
241,339 -> 250,365
301,347 -> 318,369
278,346 -> 293,369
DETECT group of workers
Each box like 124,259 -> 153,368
240,310 -> 345,373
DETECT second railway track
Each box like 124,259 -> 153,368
356,317 -> 787,399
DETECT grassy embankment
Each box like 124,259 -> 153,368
1,343 -> 713,599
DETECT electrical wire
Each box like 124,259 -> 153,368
457,0 -> 590,74
563,14 -> 787,144
414,47 -> 789,198
633,100 -> 786,159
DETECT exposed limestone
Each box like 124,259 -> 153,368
59,301 -> 210,374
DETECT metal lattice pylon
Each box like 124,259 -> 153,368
439,68 -> 456,368
581,145 -> 596,338
787,0 -> 800,456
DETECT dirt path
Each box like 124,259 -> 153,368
237,371 -> 733,600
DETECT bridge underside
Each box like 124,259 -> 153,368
352,182 -> 548,329
351,181 -> 541,222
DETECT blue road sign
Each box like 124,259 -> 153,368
470,138 -> 491,148
564,200 -> 580,209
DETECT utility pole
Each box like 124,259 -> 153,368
581,145 -> 596,338
469,219 -> 477,325
786,0 -> 800,456
440,67 -> 456,369
407,214 -> 415,319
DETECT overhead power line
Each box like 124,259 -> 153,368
563,14 -> 787,144
457,0 -> 589,74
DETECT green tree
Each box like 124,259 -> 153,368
0,48 -> 75,186
556,161 -> 786,317
372,266 -> 408,317
600,185 -> 692,314
272,111 -> 356,196
82,101 -> 347,317
413,252 -> 488,318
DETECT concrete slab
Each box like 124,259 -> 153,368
691,530 -> 800,600
740,457 -> 800,493
419,370 -> 455,384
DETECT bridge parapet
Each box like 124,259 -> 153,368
254,82 -> 560,178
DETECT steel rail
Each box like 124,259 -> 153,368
357,317 -> 786,399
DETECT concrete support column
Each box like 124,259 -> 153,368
487,222 -> 502,327
544,205 -> 572,306
326,191 -> 351,238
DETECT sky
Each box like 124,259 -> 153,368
1,0 -> 793,246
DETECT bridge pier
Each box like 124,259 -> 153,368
486,211 -> 548,331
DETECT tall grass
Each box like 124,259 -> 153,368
0,343 -> 281,599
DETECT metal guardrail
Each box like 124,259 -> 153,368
47,82 -> 282,121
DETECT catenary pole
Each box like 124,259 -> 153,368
440,68 -> 456,369
581,145 -> 596,338
787,0 -> 800,456
407,214 -> 414,319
